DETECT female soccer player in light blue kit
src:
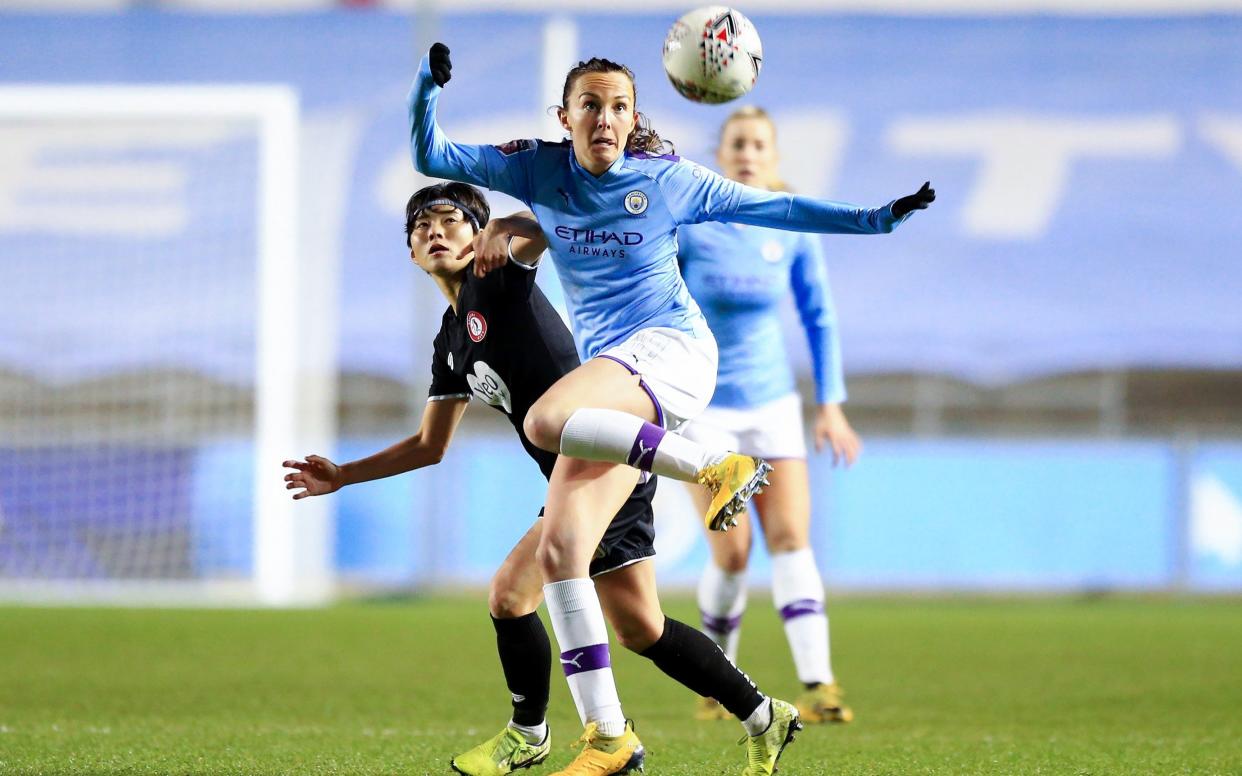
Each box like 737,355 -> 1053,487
680,107 -> 860,726
410,42 -> 934,776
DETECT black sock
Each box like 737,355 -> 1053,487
492,612 -> 551,726
639,616 -> 765,719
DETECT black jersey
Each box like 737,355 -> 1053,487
428,259 -> 578,479
428,258 -> 658,577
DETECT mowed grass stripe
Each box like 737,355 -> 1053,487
1,597 -> 1240,775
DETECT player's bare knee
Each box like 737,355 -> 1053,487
535,535 -> 570,579
488,582 -> 537,619
766,534 -> 808,555
717,548 -> 750,574
523,404 -> 565,452
614,615 -> 663,653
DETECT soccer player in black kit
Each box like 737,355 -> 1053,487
283,182 -> 799,776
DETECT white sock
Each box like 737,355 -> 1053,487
696,562 -> 748,663
543,578 -> 627,737
508,720 -> 547,745
560,408 -> 722,482
741,696 -> 772,737
771,548 -> 834,686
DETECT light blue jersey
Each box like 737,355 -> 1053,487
408,55 -> 908,362
679,223 -> 844,409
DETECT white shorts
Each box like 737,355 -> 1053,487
681,392 -> 807,460
598,327 -> 718,431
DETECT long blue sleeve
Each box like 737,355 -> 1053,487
732,187 -> 906,235
790,233 -> 846,404
657,159 -> 907,234
407,56 -> 532,201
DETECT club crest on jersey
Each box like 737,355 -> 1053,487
466,311 -> 487,342
623,190 -> 648,215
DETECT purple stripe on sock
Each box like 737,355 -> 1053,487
779,599 -> 824,621
700,610 -> 743,634
627,423 -> 666,471
559,643 -> 612,677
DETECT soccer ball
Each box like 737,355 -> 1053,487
662,6 -> 763,105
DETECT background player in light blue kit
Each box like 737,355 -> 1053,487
410,42 -> 934,776
679,106 -> 862,726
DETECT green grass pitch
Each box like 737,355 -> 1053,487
2,596 -> 1240,775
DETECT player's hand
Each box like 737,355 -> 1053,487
891,181 -> 935,219
813,403 -> 861,467
429,42 -> 452,87
283,455 -> 344,499
464,218 -> 514,278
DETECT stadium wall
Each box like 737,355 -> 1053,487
3,11 -> 1240,386
3,11 -> 1240,595
159,437 -> 1242,591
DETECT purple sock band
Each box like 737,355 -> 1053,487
779,599 -> 825,621
627,423 -> 666,471
700,610 -> 743,634
559,643 -> 611,677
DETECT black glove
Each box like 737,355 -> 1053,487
891,181 -> 935,219
429,42 -> 452,87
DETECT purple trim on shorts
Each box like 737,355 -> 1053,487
598,354 -> 666,429
559,643 -> 611,677
599,354 -> 636,375
701,610 -> 743,634
779,599 -> 825,622
627,423 -> 665,471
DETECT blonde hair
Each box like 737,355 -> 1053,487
717,106 -> 788,191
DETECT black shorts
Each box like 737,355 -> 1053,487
538,475 -> 657,578
591,475 -> 658,577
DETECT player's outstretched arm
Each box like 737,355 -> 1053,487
409,42 -> 474,182
689,160 -> 935,234
283,397 -> 468,499
407,44 -> 535,201
464,211 -> 545,277
407,43 -> 489,185
737,180 -> 935,234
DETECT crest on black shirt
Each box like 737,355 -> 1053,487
466,310 -> 487,342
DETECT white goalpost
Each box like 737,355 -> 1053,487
0,85 -> 335,606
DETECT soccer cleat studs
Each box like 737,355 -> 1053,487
698,455 -> 774,531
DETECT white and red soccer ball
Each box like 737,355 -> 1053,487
663,6 -> 763,105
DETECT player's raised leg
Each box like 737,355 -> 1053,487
525,345 -> 770,532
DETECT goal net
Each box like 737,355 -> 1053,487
0,86 -> 335,606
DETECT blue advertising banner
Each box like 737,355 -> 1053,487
2,12 -> 1240,384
